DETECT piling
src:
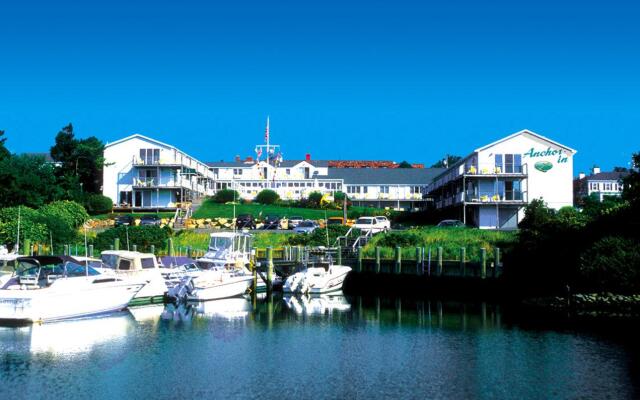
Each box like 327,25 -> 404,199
337,245 -> 342,265
88,245 -> 94,258
296,245 -> 302,263
375,247 -> 381,274
481,248 -> 487,279
110,245 -> 114,250
494,247 -> 501,277
395,246 -> 401,274
30,244 -> 34,256
168,238 -> 174,257
63,244 -> 68,256
150,245 -> 155,255
357,247 -> 363,273
114,238 -> 120,251
266,246 -> 274,292
187,246 -> 193,259
459,247 -> 466,277
23,239 -> 31,256
132,244 -> 137,252
251,253 -> 258,295
437,247 -> 443,276
415,247 -> 422,275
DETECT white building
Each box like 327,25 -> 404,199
103,134 -> 215,209
428,129 -> 576,229
574,167 -> 628,203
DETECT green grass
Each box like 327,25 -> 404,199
192,200 -> 388,220
92,212 -> 175,220
362,227 -> 517,262
173,230 -> 294,253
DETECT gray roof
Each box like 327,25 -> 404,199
583,171 -> 629,181
327,168 -> 445,185
206,159 -> 329,168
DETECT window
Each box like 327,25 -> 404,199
118,259 -> 131,271
380,186 -> 389,194
212,168 -> 219,175
141,258 -> 156,269
604,182 -> 612,191
233,169 -> 243,176
139,148 -> 160,165
362,186 -> 368,194
286,169 -> 291,175
119,191 -> 132,205
495,154 -> 503,171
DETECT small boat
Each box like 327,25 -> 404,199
99,250 -> 168,306
0,256 -> 143,324
168,269 -> 254,302
283,250 -> 351,295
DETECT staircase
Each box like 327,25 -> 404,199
172,203 -> 192,230
336,227 -> 373,252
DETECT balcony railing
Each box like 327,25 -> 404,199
464,163 -> 528,176
464,190 -> 527,203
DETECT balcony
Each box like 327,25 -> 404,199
464,190 -> 527,204
464,163 -> 528,177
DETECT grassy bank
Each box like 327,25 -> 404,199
362,227 -> 517,262
192,200 -> 389,220
172,230 -> 294,253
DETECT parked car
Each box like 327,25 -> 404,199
353,216 -> 390,233
236,214 -> 255,229
114,215 -> 134,227
262,215 -> 281,230
293,220 -> 319,234
139,215 -> 162,226
327,217 -> 344,226
436,219 -> 465,228
288,216 -> 304,229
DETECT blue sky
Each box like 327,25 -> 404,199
1,0 -> 638,174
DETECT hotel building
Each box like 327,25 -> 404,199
427,130 -> 576,229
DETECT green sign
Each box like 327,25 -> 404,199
534,161 -> 553,173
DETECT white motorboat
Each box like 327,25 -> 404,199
283,251 -> 351,295
0,246 -> 20,287
183,269 -> 254,301
0,256 -> 144,324
100,250 -> 168,306
197,231 -> 281,292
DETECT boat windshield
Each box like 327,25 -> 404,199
64,262 -> 101,277
209,236 -> 232,251
100,254 -> 118,269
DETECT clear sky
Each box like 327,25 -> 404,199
1,0 -> 638,174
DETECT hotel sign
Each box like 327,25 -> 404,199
523,147 -> 568,173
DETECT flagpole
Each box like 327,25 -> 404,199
266,116 -> 270,168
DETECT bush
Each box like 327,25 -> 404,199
256,189 -> 279,205
306,191 -> 323,208
0,207 -> 48,249
579,236 -> 640,293
212,189 -> 240,203
95,225 -> 172,253
83,194 -> 113,215
376,231 -> 423,248
39,200 -> 89,228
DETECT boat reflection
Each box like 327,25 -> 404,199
191,297 -> 252,319
128,304 -> 165,323
0,312 -> 132,356
283,294 -> 351,315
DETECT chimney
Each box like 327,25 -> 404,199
578,172 -> 586,179
305,153 -> 311,162
592,166 -> 601,175
235,155 -> 241,162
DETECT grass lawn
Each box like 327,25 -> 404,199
192,200 -> 388,220
173,230 -> 294,252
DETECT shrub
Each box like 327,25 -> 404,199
39,200 -> 89,228
212,189 -> 240,203
83,194 -> 113,215
578,236 -> 640,293
256,189 -> 279,205
95,225 -> 172,253
376,231 -> 423,248
0,207 -> 48,249
306,191 -> 323,208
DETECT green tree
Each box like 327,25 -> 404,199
397,161 -> 413,168
306,191 -> 323,208
0,207 -> 48,250
0,130 -> 10,160
50,123 -> 106,196
212,189 -> 240,203
0,154 -> 62,208
622,151 -> 640,205
431,155 -> 461,168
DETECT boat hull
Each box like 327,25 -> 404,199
283,267 -> 351,295
0,280 -> 143,324
187,275 -> 253,301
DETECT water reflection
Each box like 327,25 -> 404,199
284,294 -> 351,315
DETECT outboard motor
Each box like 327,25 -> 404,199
165,276 -> 194,304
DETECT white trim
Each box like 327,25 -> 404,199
475,129 -> 577,154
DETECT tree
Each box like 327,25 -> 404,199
397,161 -> 413,169
212,189 -> 240,203
431,155 -> 461,168
306,191 -> 323,208
0,130 -> 10,160
0,154 -> 62,208
50,123 -> 106,196
622,151 -> 640,205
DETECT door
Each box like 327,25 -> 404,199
134,191 -> 142,207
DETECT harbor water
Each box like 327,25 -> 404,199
1,296 -> 638,400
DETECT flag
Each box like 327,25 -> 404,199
255,147 -> 262,162
264,116 -> 270,143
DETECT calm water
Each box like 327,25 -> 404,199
1,295 -> 638,400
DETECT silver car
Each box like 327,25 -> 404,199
293,220 -> 319,234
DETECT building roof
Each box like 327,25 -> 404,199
206,159 -> 330,168
327,167 -> 445,185
475,129 -> 577,154
104,133 -> 177,150
581,171 -> 629,181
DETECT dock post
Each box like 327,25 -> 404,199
337,245 -> 342,266
495,247 -> 501,277
24,239 -> 32,256
89,245 -> 94,258
63,244 -> 68,256
395,246 -> 402,274
187,246 -> 192,259
132,244 -> 137,252
481,248 -> 487,279
437,247 -> 443,276
375,247 -> 381,274
168,238 -> 174,256
150,244 -> 155,255
297,245 -> 302,263
110,245 -> 114,250
416,247 -> 422,275
357,246 -> 363,273
251,250 -> 258,295
114,238 -> 120,251
267,246 -> 274,292
460,247 -> 466,277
